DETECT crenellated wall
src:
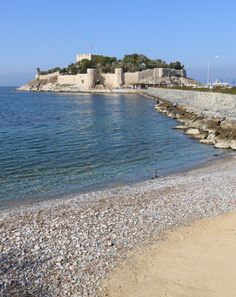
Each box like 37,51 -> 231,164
35,67 -> 186,90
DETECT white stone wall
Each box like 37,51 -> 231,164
138,69 -> 154,80
37,72 -> 60,80
115,68 -> 124,88
147,87 -> 236,111
40,68 -> 186,90
158,68 -> 186,78
57,69 -> 96,89
100,73 -> 116,88
123,72 -> 139,85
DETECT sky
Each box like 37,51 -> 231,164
0,0 -> 236,86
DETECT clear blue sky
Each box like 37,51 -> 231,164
1,0 -> 236,85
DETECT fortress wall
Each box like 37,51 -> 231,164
115,68 -> 124,88
159,68 -> 186,78
37,72 -> 60,80
124,72 -> 139,85
58,74 -> 90,88
39,68 -> 187,89
138,69 -> 154,80
100,73 -> 116,88
57,69 -> 96,89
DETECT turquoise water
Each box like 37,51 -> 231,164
0,87 -> 221,205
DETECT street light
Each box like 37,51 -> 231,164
207,56 -> 219,87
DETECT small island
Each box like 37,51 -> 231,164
18,53 -> 198,92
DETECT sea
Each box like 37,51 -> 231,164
0,87 -> 224,207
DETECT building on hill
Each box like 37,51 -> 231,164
76,53 -> 94,63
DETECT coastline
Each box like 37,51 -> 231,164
1,152 -> 236,296
2,87 -> 236,295
0,149 -> 228,211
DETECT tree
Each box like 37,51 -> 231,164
77,59 -> 95,73
39,54 -> 185,75
169,61 -> 184,70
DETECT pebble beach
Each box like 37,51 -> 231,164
1,153 -> 236,296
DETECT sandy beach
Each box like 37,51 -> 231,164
1,153 -> 236,296
102,211 -> 236,297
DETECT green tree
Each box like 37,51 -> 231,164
169,61 -> 184,70
77,59 -> 95,73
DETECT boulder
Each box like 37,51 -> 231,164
186,128 -> 201,135
215,140 -> 230,149
174,125 -> 188,130
230,140 -> 236,150
200,139 -> 214,145
205,133 -> 216,144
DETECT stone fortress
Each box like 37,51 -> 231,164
35,53 -> 187,91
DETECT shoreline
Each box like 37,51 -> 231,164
1,152 -> 236,296
2,87 -> 236,296
0,149 -> 229,211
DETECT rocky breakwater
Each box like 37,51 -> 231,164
142,93 -> 236,150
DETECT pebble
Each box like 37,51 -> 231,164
1,155 -> 236,296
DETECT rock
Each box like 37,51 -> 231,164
230,140 -> 236,150
173,125 -> 188,130
186,128 -> 200,135
215,140 -> 231,149
191,132 -> 208,140
204,119 -> 221,133
200,139 -> 214,145
189,119 -> 204,129
205,133 -> 216,144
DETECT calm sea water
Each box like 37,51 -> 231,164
0,87 -> 222,205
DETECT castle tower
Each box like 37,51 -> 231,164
115,68 -> 124,88
76,53 -> 93,63
86,68 -> 96,89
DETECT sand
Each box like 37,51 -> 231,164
102,211 -> 236,297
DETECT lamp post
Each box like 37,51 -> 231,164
207,56 -> 219,87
